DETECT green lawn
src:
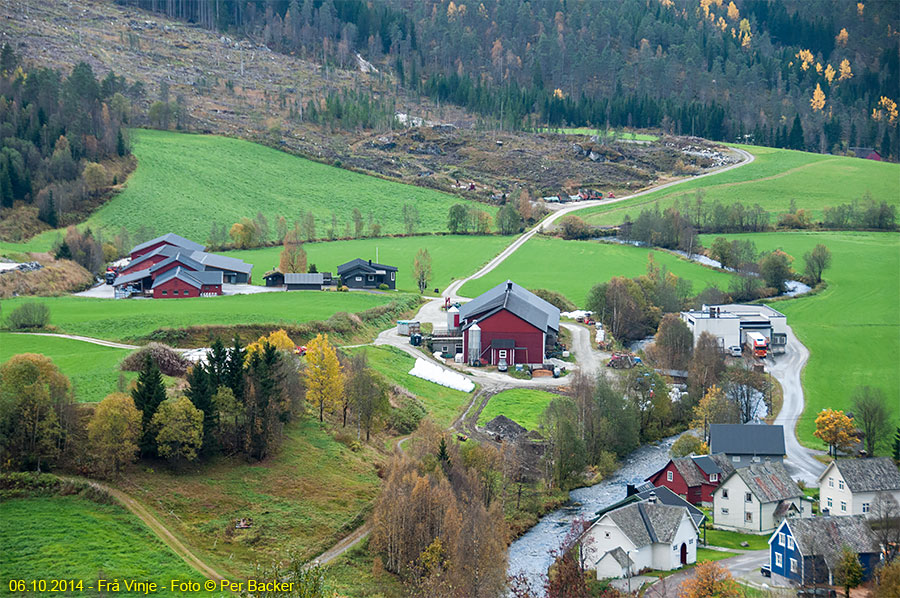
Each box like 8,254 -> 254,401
698,231 -> 900,451
0,495 -> 212,595
696,547 -> 739,562
477,388 -> 561,431
225,234 -> 512,294
580,144 -> 899,226
0,291 -> 396,342
704,527 -> 770,550
328,539 -> 405,598
458,237 -> 736,305
0,333 -> 131,402
354,346 -> 471,428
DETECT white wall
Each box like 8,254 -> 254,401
681,313 -> 741,348
820,464 -> 900,516
715,475 -> 804,533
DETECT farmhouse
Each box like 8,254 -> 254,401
581,500 -> 699,580
817,457 -> 900,517
709,422 -> 786,467
129,233 -> 205,260
712,462 -> 807,534
680,304 -> 787,355
849,147 -> 883,161
458,280 -> 560,367
645,454 -> 734,506
596,486 -> 707,530
337,259 -> 397,289
151,267 -> 223,298
768,516 -> 882,586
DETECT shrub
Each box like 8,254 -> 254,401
389,396 -> 427,434
120,343 -> 190,377
378,283 -> 390,290
6,302 -> 50,329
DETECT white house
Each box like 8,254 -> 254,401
581,501 -> 699,579
712,462 -> 808,534
817,458 -> 900,517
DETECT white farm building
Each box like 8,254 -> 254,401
680,304 -> 788,354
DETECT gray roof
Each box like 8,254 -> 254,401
727,462 -> 801,503
602,547 -> 634,569
113,267 -> 152,286
786,516 -> 881,566
131,233 -> 204,255
459,280 -> 560,334
692,455 -> 724,476
285,273 -> 325,285
826,457 -> 900,493
672,457 -> 707,487
122,244 -> 179,271
151,267 -> 223,289
709,423 -> 785,456
596,486 -> 707,529
709,453 -> 736,478
605,502 -> 693,548
337,258 -> 398,275
149,252 -> 203,274
189,251 -> 253,275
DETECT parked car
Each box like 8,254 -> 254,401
498,358 -> 508,372
760,565 -> 771,578
728,345 -> 742,357
796,589 -> 836,598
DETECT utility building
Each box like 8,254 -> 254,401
680,304 -> 788,354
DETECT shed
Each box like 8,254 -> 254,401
284,273 -> 325,290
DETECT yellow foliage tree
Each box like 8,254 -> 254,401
835,27 -> 849,46
739,18 -> 752,47
678,561 -> 741,598
839,58 -> 853,81
796,49 -> 814,69
879,96 -> 898,124
88,393 -> 141,476
814,409 -> 857,457
305,333 -> 343,422
810,83 -> 826,112
691,385 -> 737,436
857,2 -> 864,16
815,62 -> 823,74
246,329 -> 296,361
824,63 -> 836,84
726,1 -> 739,21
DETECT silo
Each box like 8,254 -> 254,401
447,305 -> 459,331
467,322 -> 481,365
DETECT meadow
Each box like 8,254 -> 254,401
458,237 -> 736,305
697,231 -> 900,451
477,388 -> 561,431
0,333 -> 131,402
0,496 -> 211,595
580,145 -> 900,226
0,291 -> 397,342
225,234 -> 513,294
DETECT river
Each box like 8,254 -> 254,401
506,435 -> 678,594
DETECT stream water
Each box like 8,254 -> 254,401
506,435 -> 678,594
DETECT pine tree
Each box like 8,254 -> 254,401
131,353 -> 167,457
185,362 -> 217,455
893,427 -> 900,462
437,436 -> 451,470
226,336 -> 246,403
788,115 -> 805,150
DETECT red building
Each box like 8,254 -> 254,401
129,233 -> 205,260
646,454 -> 734,506
118,245 -> 179,275
151,267 -> 222,299
458,280 -> 559,367
148,252 -> 203,278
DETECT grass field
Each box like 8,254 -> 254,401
225,234 -> 512,293
328,539 -> 405,598
698,231 -> 900,452
0,291 -> 396,342
0,333 -> 131,402
477,388 -> 561,431
354,346 -> 471,428
0,495 -> 211,595
704,526 -> 770,550
580,145 -> 899,226
459,237 -> 736,305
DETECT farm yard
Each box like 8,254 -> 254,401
477,388 -> 561,432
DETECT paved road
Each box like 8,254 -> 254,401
769,325 -> 826,484
643,550 -> 769,598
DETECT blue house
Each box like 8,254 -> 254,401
769,516 -> 881,586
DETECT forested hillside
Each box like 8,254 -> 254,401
117,0 -> 899,159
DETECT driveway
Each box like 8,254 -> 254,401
643,550 -> 770,598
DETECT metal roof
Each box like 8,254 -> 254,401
130,233 -> 205,255
149,252 -> 204,274
820,457 -> 900,493
189,251 -> 253,274
337,258 -> 398,275
284,273 -> 325,285
709,423 -> 785,456
151,267 -> 223,290
113,267 -> 152,286
459,280 -> 560,333
692,455 -> 724,476
121,244 -> 179,271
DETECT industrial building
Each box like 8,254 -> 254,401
679,304 -> 787,355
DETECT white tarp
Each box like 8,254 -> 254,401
561,310 -> 593,320
409,358 -> 475,393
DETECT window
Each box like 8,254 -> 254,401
790,558 -> 798,574
775,553 -> 783,567
721,508 -> 729,515
368,275 -> 374,281
863,503 -> 870,514
499,350 -> 507,358
841,501 -> 847,512
838,480 -> 844,490
745,492 -> 753,503
752,456 -> 761,463
829,478 -> 834,488
787,537 -> 794,550
827,497 -> 833,508
667,471 -> 674,482
778,533 -> 785,546
733,456 -> 740,462
162,290 -> 167,295
710,473 -> 718,482
689,539 -> 694,545
391,272 -> 395,281
673,545 -> 678,551
722,489 -> 729,499
745,512 -> 753,522
355,276 -> 362,282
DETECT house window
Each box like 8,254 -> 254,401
721,508 -> 729,515
745,492 -> 753,503
722,489 -> 729,499
667,471 -> 674,482
775,553 -> 783,567
787,537 -> 794,550
841,501 -> 847,512
778,533 -> 785,546
355,276 -> 362,281
732,456 -> 740,462
838,480 -> 844,490
863,503 -> 870,514
391,272 -> 395,281
790,558 -> 798,574
689,539 -> 694,545
499,350 -> 507,359
745,512 -> 753,523
829,478 -> 834,488
710,473 -> 718,482
604,531 -> 610,539
827,497 -> 833,508
162,290 -> 167,295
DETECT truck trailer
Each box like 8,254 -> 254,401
746,331 -> 769,358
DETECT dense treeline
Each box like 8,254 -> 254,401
0,44 -> 137,225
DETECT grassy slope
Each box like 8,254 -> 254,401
580,145 -> 900,226
0,496 -> 209,594
0,333 -> 131,402
477,389 -> 560,431
0,292 -> 394,342
459,237 -> 736,305
355,346 -> 471,428
698,231 -> 900,451
225,234 -> 512,293
328,539 -> 405,598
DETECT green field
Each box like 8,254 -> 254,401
704,526 -> 771,550
1,496 -> 210,595
0,291 -> 396,342
459,237 -> 736,305
225,234 -> 512,293
354,346 -> 471,428
580,145 -> 900,226
0,333 -> 131,402
477,388 -> 561,431
698,231 -> 900,451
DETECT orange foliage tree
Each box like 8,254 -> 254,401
678,561 -> 741,598
814,409 -> 857,457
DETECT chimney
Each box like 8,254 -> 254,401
507,281 -> 513,291
368,259 -> 372,266
648,491 -> 657,504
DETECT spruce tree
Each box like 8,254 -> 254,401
226,336 -> 246,403
788,115 -> 805,150
131,353 -> 167,457
206,338 -> 228,389
185,362 -> 217,455
893,427 -> 900,462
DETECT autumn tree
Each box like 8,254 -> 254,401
652,313 -> 693,370
834,546 -> 864,598
810,83 -> 826,112
677,561 -> 740,598
83,162 -> 108,194
803,243 -> 831,284
692,385 -> 739,441
413,248 -> 432,293
305,333 -> 343,422
671,432 -> 705,457
874,560 -> 900,598
852,386 -> 889,455
814,409 -> 857,457
346,353 -> 388,440
131,353 -> 167,457
759,250 -> 794,293
723,366 -> 770,423
688,331 -> 726,398
152,396 -> 203,465
279,229 -> 307,273
88,393 -> 141,476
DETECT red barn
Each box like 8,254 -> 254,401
849,147 -> 883,161
118,245 -> 179,275
151,267 -> 223,299
129,233 -> 205,260
646,454 -> 734,506
459,280 -> 559,367
148,252 -> 203,278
